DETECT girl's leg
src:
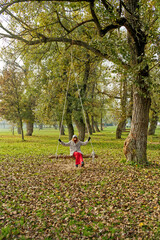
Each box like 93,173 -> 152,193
79,153 -> 84,166
73,152 -> 80,166
73,152 -> 84,167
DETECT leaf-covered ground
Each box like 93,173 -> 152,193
0,128 -> 160,239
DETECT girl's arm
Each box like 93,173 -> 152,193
60,140 -> 71,147
79,140 -> 89,146
79,137 -> 91,146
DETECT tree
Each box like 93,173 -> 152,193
0,67 -> 25,140
116,76 -> 127,139
148,65 -> 160,135
0,0 -> 159,163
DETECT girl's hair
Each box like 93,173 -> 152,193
72,135 -> 78,142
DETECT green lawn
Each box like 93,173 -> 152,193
0,127 -> 160,239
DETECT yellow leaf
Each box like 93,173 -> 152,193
139,222 -> 144,227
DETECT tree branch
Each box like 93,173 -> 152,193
121,1 -> 138,19
101,17 -> 127,36
5,9 -> 31,29
148,62 -> 160,72
96,87 -> 121,99
101,0 -> 113,14
0,29 -> 129,69
90,0 -> 102,36
0,1 -> 17,15
56,11 -> 94,34
56,11 -> 70,33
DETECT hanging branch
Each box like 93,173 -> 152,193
56,10 -> 94,34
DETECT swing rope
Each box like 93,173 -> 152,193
71,55 -> 95,161
56,46 -> 96,162
55,51 -> 73,157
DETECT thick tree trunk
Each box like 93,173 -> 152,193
67,123 -> 74,140
17,123 -> 21,134
123,0 -> 151,164
65,92 -> 74,140
124,86 -> 151,164
148,110 -> 158,135
75,118 -> 85,141
86,112 -> 92,135
95,121 -> 100,132
116,119 -> 126,139
66,112 -> 74,140
60,125 -> 65,135
91,116 -> 95,133
26,122 -> 33,136
116,78 -> 127,139
59,123 -> 65,135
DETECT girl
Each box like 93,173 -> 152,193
59,135 -> 91,167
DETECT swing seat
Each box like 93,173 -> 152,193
48,154 -> 98,159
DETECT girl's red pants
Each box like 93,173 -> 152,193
73,152 -> 83,165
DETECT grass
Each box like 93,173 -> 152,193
0,126 -> 160,239
0,126 -> 126,157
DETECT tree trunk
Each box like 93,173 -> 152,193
65,92 -> 74,140
124,86 -> 151,164
100,112 -> 103,131
123,0 -> 151,164
19,118 -> 24,141
59,122 -> 65,135
75,118 -> 85,141
116,119 -> 126,139
26,121 -> 33,136
17,123 -> 21,134
95,121 -> 100,132
91,116 -> 95,133
86,112 -> 92,135
12,126 -> 14,135
116,78 -> 127,139
66,112 -> 74,140
148,110 -> 158,135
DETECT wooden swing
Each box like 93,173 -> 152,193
49,153 -> 98,160
49,46 -> 97,162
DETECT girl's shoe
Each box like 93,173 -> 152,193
81,161 -> 84,167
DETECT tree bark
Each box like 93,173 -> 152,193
17,126 -> 21,134
123,0 -> 151,164
61,125 -> 65,135
66,112 -> 74,140
19,118 -> 24,141
86,112 -> 92,135
72,53 -> 91,141
65,91 -> 74,140
116,119 -> 126,139
95,121 -> 100,132
91,115 -> 95,133
74,118 -> 85,141
26,121 -> 33,136
148,110 -> 158,135
116,78 -> 127,139
124,86 -> 151,164
100,112 -> 103,131
59,123 -> 65,135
